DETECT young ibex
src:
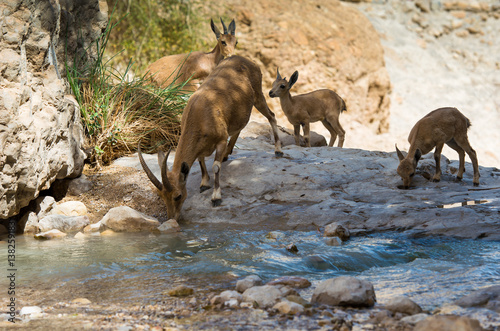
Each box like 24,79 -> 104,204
396,107 -> 480,189
145,18 -> 237,91
269,69 -> 346,147
139,55 -> 284,221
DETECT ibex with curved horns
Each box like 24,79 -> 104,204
145,18 -> 237,91
139,55 -> 284,221
269,69 -> 346,147
396,107 -> 480,189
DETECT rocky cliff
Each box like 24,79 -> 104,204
0,0 -> 108,219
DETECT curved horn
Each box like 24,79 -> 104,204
138,142 -> 162,191
158,149 -> 174,192
220,17 -> 228,34
276,67 -> 282,80
395,144 -> 405,161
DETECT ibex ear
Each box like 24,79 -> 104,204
228,19 -> 236,35
289,71 -> 299,89
395,144 -> 405,161
211,19 -> 221,39
180,162 -> 190,183
414,149 -> 422,163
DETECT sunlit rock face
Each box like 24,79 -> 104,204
0,0 -> 108,218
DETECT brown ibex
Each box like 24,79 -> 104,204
145,18 -> 237,91
269,69 -> 346,147
139,55 -> 284,221
396,107 -> 480,189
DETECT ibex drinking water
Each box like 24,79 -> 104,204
396,107 -> 480,189
269,69 -> 346,147
145,18 -> 237,91
139,55 -> 284,221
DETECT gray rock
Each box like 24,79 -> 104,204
236,275 -> 263,293
242,285 -> 283,308
266,276 -> 311,289
454,285 -> 500,311
401,313 -> 430,325
324,222 -> 350,241
38,215 -> 89,233
100,206 -> 160,232
273,300 -> 305,315
158,219 -> 181,233
311,276 -> 376,307
67,175 -> 93,196
211,290 -> 242,306
385,296 -> 423,315
414,315 -> 483,331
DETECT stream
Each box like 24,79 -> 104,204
2,226 -> 499,311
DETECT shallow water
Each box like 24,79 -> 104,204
2,228 -> 499,309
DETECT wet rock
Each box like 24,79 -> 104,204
158,219 -> 181,233
51,201 -> 87,217
385,296 -> 423,315
83,222 -> 102,233
74,232 -> 86,239
324,237 -> 342,246
100,229 -> 116,236
266,276 -> 311,289
21,212 -> 39,234
236,275 -> 263,293
67,175 -> 93,196
454,285 -> 500,311
34,229 -> 67,240
324,222 -> 351,241
167,285 -> 194,297
273,300 -> 304,315
38,215 -> 90,233
286,243 -> 298,253
100,206 -> 160,232
414,315 -> 483,331
211,290 -> 242,306
242,285 -> 283,308
266,231 -> 285,241
311,276 -> 376,307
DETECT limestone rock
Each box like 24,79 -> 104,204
273,300 -> 305,315
158,219 -> 181,233
454,285 -> 500,311
242,285 -> 283,308
385,296 -> 423,315
211,290 -> 243,306
324,222 -> 351,241
67,175 -> 93,196
34,229 -> 67,240
100,206 -> 160,232
236,275 -> 263,293
38,215 -> 89,233
267,276 -> 311,289
51,201 -> 87,217
311,276 -> 376,307
167,285 -> 194,297
0,1 -> 107,219
414,315 -> 484,331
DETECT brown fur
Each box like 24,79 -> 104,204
396,107 -> 480,188
145,19 -> 237,91
269,69 -> 346,147
139,55 -> 284,220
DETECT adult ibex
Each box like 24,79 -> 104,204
269,69 -> 346,147
145,18 -> 237,91
139,55 -> 284,221
396,107 -> 480,189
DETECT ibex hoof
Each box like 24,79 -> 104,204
200,185 -> 211,193
473,182 -> 479,187
455,176 -> 463,182
212,199 -> 222,207
432,178 -> 440,183
275,151 -> 284,157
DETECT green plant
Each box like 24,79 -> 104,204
65,13 -> 191,168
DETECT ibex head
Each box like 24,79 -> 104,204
138,143 -> 190,220
269,68 -> 299,98
395,144 -> 421,189
211,18 -> 237,58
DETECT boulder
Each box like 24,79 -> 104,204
324,222 -> 351,241
385,296 -> 423,315
414,315 -> 484,331
38,215 -> 89,233
242,285 -> 283,308
34,229 -> 67,240
51,201 -> 87,217
311,276 -> 376,307
0,0 -> 107,219
273,300 -> 305,315
100,206 -> 160,232
236,275 -> 263,293
454,285 -> 500,312
266,276 -> 311,289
